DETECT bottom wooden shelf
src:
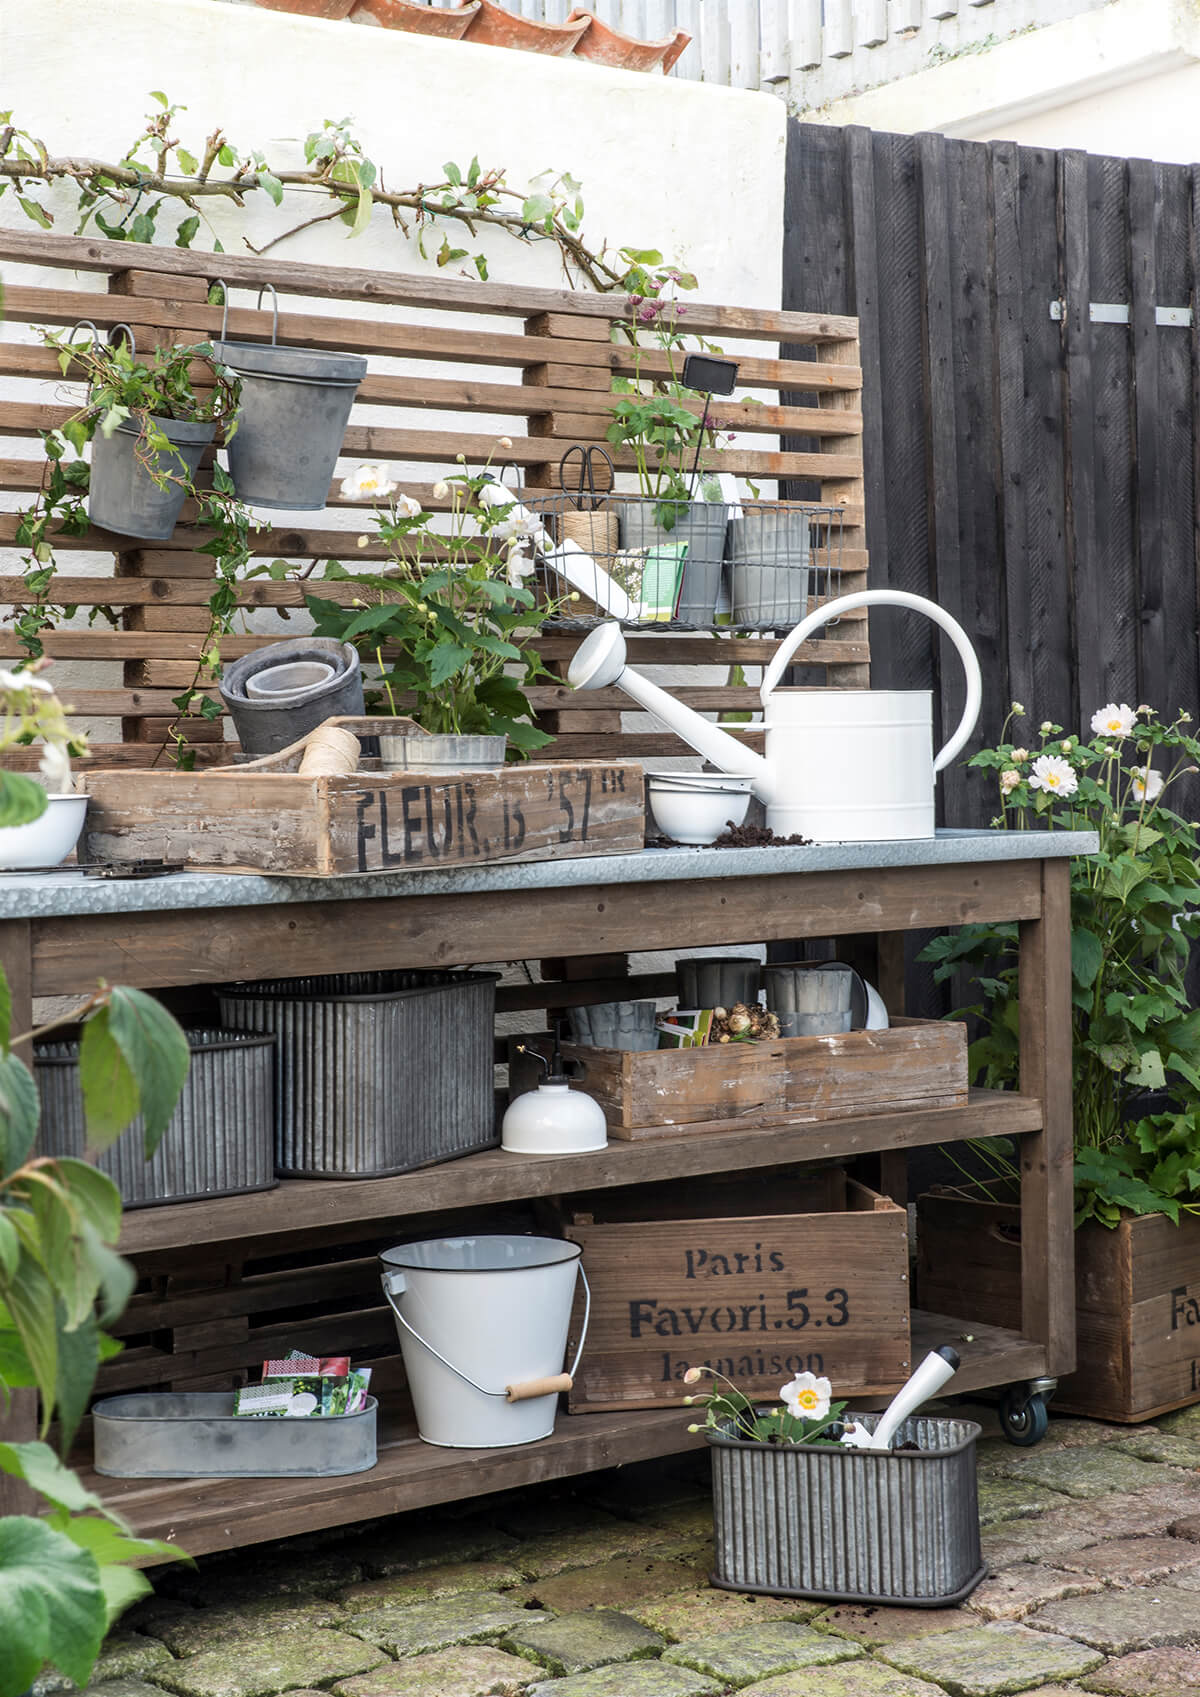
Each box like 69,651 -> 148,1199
78,1310 -> 1047,1561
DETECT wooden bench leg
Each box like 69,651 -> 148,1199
1018,858 -> 1076,1375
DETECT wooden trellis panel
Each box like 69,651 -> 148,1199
0,227 -> 869,765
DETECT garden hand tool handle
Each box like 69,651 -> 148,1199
759,590 -> 983,773
380,1265 -> 591,1399
505,1374 -> 573,1402
870,1346 -> 960,1451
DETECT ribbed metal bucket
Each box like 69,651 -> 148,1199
88,414 -> 216,541
35,1029 -> 276,1208
212,339 -> 367,511
709,1413 -> 985,1606
377,733 -> 508,774
218,969 -> 498,1178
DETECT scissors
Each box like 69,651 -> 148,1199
557,444 -> 615,512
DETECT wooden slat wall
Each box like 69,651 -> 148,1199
785,122 -> 1200,829
0,227 -> 869,765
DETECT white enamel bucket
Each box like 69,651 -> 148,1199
757,589 -> 983,841
380,1235 -> 589,1449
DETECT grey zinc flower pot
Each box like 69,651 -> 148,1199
219,638 -> 364,757
212,338 -> 367,511
88,413 -> 215,541
377,732 -> 508,773
708,1412 -> 985,1605
727,506 -> 812,628
615,498 -> 728,626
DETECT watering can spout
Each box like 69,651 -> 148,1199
567,624 -> 776,801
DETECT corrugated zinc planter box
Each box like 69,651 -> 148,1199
709,1411 -> 985,1606
562,1180 -> 911,1411
917,1193 -> 1200,1421
515,1017 -> 968,1139
80,761 -> 644,875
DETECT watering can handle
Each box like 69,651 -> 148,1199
759,589 -> 984,774
380,1264 -> 591,1400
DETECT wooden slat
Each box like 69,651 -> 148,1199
0,226 -> 861,343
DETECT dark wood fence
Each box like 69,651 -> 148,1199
783,121 -> 1200,832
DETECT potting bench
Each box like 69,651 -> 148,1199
0,828 -> 1090,1553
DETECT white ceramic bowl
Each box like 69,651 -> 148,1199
647,778 -> 751,845
0,793 -> 88,870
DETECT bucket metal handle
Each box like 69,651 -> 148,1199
66,320 -> 136,359
216,280 -> 280,345
758,588 -> 984,775
381,1262 -> 591,1400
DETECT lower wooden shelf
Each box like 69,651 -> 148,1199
79,1309 -> 1046,1561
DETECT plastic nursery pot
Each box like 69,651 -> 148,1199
219,638 -> 364,757
212,284 -> 367,511
88,414 -> 216,542
615,499 -> 728,626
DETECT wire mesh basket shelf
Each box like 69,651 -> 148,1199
529,493 -> 846,633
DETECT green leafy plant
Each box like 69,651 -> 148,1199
0,672 -> 191,1694
921,702 -> 1200,1227
682,1365 -> 847,1446
308,459 -> 564,751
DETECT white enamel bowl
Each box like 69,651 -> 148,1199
0,794 -> 88,870
647,776 -> 752,846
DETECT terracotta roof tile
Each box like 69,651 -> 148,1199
255,0 -> 692,75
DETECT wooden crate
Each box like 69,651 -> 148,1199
79,760 -> 643,875
514,1018 -> 968,1139
563,1179 -> 910,1411
917,1193 -> 1200,1422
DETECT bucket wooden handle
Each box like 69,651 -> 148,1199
505,1374 -> 573,1403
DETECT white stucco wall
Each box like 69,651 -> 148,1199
3,0 -> 787,743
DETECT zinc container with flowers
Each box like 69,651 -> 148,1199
684,1364 -> 985,1606
917,700 -> 1200,1422
307,453 -> 563,769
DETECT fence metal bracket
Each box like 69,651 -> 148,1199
1050,298 -> 1193,327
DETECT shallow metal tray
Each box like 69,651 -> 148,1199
92,1392 -> 378,1478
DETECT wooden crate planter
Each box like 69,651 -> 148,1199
515,1018 -> 967,1139
563,1179 -> 911,1411
79,761 -> 643,875
917,1193 -> 1200,1422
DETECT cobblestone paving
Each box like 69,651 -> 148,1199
51,1408 -> 1200,1697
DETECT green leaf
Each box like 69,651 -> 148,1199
149,90 -> 169,107
96,1559 -> 152,1625
0,1514 -> 107,1689
521,193 -> 554,224
0,1217 -> 17,1283
0,1442 -> 108,1516
2,1256 -> 56,1425
53,1309 -> 99,1454
174,215 -> 200,249
60,1513 -> 182,1572
217,143 -> 235,167
1071,927 -> 1105,989
17,196 -> 53,229
0,771 -> 47,830
259,171 -> 284,206
349,182 -> 373,238
52,1160 -> 121,1244
0,1054 -> 40,1174
1126,1048 -> 1166,1090
103,988 -> 190,1156
77,1010 -> 139,1154
176,147 -> 198,175
443,161 -> 462,186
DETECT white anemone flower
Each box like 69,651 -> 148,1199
506,546 -> 536,589
1029,753 -> 1079,798
0,668 -> 53,695
340,463 -> 398,501
37,743 -> 72,795
432,481 -> 451,501
780,1371 -> 832,1422
1090,702 -> 1137,739
999,768 -> 1021,795
1131,766 -> 1165,804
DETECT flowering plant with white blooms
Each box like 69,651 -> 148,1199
682,1364 -> 847,1446
307,450 -> 567,751
922,702 -> 1200,1228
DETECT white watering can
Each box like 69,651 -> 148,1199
567,589 -> 983,842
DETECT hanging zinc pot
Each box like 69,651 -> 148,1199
211,283 -> 367,511
82,323 -> 217,542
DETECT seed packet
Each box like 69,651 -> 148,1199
655,1009 -> 714,1049
321,1368 -> 372,1416
235,1377 -> 325,1418
262,1353 -> 350,1379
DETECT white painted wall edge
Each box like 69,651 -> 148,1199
798,0 -> 1200,138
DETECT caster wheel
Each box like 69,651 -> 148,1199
1000,1387 -> 1049,1446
